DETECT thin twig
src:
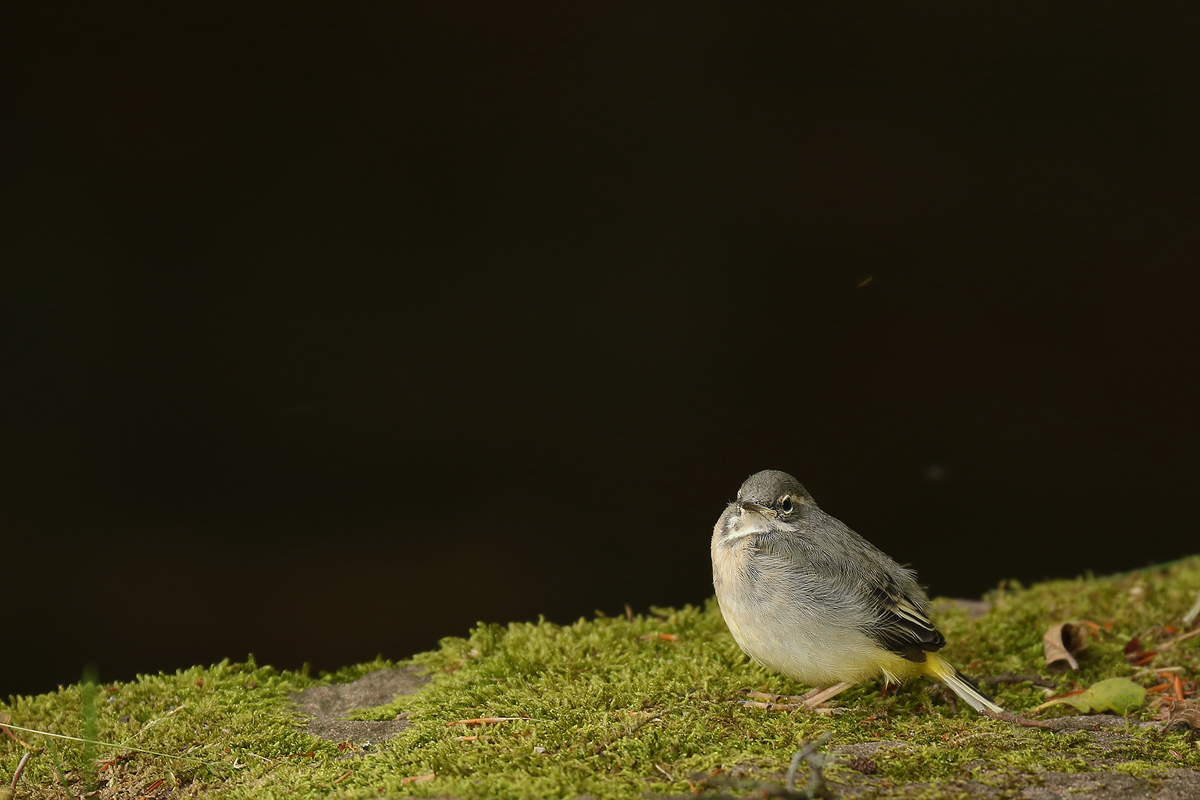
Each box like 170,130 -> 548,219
10,749 -> 39,790
1160,627 -> 1200,649
785,731 -> 833,799
1135,665 -> 1186,676
0,721 -> 208,764
0,717 -> 32,749
979,672 -> 1057,688
445,716 -> 534,727
119,704 -> 185,748
400,773 -> 436,784
981,708 -> 1054,729
593,714 -> 661,755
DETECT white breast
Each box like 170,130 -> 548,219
711,535 -> 899,687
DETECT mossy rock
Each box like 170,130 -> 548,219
3,558 -> 1200,799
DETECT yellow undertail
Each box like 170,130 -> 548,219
920,652 -> 1004,714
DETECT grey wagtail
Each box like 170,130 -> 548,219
711,469 -> 1002,713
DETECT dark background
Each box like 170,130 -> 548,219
5,5 -> 1198,698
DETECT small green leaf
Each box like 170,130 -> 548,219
1042,677 -> 1146,714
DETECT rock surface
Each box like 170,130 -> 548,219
290,666 -> 428,743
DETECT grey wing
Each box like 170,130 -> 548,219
783,515 -> 948,663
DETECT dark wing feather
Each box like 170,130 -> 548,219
864,571 -> 946,663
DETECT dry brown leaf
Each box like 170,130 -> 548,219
1123,636 -> 1158,666
1164,701 -> 1200,732
1043,622 -> 1087,672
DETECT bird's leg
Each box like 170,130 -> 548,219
738,689 -> 808,710
799,681 -> 856,710
738,682 -> 856,711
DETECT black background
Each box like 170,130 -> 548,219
5,4 -> 1198,698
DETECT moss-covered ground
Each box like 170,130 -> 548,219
3,558 -> 1200,799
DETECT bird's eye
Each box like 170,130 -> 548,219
779,496 -> 793,513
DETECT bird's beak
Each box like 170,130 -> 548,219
740,500 -> 775,517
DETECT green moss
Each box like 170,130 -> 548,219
0,658 -> 334,799
4,559 -> 1200,798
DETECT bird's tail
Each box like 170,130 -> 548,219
925,653 -> 1004,714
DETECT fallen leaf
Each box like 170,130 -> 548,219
1036,677 -> 1146,715
1164,702 -> 1200,732
1124,636 -> 1157,665
1043,622 -> 1087,671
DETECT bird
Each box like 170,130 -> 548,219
711,469 -> 1002,714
